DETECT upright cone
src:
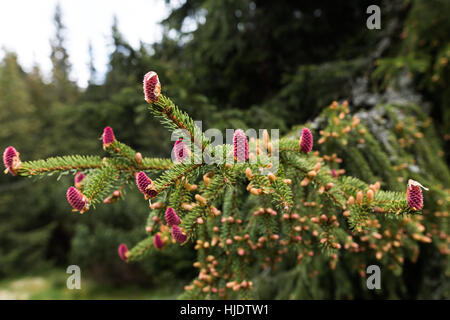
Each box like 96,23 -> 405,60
143,71 -> 161,103
299,128 -> 313,153
407,179 -> 428,210
3,146 -> 21,175
233,129 -> 249,162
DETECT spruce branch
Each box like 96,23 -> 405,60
18,155 -> 103,177
82,165 -> 119,206
105,140 -> 139,165
153,163 -> 203,195
151,95 -> 211,151
4,71 -> 445,300
140,157 -> 173,171
127,236 -> 155,262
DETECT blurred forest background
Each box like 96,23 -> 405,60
0,0 -> 449,299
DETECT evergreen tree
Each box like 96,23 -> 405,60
0,52 -> 39,152
1,0 -> 448,299
49,3 -> 77,103
4,71 -> 448,298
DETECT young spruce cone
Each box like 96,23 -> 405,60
165,207 -> 181,226
136,171 -> 158,199
143,71 -> 161,103
407,179 -> 428,210
171,225 -> 187,243
299,128 -> 313,153
66,186 -> 89,213
3,146 -> 21,175
233,129 -> 249,162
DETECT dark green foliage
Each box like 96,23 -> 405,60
0,0 -> 449,299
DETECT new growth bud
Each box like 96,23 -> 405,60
135,152 -> 143,164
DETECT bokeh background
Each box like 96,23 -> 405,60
0,0 -> 448,299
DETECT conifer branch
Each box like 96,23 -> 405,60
18,155 -> 103,177
151,95 -> 210,151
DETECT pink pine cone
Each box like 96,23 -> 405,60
165,207 -> 181,226
118,243 -> 129,262
102,126 -> 115,146
233,129 -> 249,162
173,139 -> 189,163
171,225 -> 187,243
300,128 -> 313,153
143,71 -> 161,103
331,169 -> 337,178
3,146 -> 21,175
136,171 -> 158,199
66,186 -> 89,213
154,234 -> 164,249
407,185 -> 423,210
3,146 -> 17,168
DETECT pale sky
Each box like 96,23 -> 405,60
0,0 -> 172,87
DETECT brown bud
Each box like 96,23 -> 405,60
195,194 -> 207,206
300,177 -> 310,187
348,196 -> 355,205
203,174 -> 211,186
366,189 -> 374,202
262,129 -> 270,146
150,202 -> 163,209
314,162 -> 321,172
374,181 -> 380,191
135,152 -> 143,163
307,170 -> 317,178
341,126 -> 351,134
181,203 -> 193,211
245,167 -> 254,179
268,172 -> 277,182
356,191 -> 363,204
250,188 -> 262,195
325,182 -> 334,190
